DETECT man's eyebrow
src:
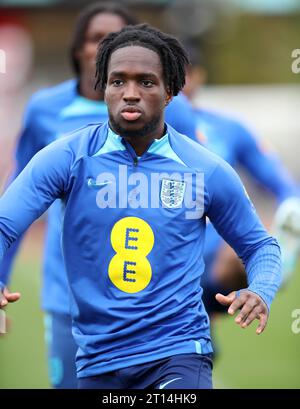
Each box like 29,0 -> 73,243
137,72 -> 159,79
108,71 -> 126,77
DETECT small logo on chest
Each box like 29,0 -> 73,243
160,179 -> 186,208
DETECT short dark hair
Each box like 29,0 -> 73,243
95,24 -> 190,96
70,2 -> 137,76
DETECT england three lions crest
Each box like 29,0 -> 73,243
160,179 -> 186,208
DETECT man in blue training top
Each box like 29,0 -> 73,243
0,24 -> 281,389
0,3 -> 198,389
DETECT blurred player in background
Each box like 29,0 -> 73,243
183,44 -> 300,355
0,2 -> 198,389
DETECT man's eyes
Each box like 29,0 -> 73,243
111,79 -> 124,86
110,79 -> 155,87
141,80 -> 154,87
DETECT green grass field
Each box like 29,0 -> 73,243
0,224 -> 300,389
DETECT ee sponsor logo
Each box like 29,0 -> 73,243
109,217 -> 154,293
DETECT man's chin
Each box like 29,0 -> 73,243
109,113 -> 162,139
112,119 -> 147,138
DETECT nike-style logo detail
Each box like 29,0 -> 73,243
159,377 -> 182,389
87,178 -> 112,189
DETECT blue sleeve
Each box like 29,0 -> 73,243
0,139 -> 73,283
0,97 -> 48,287
0,240 -> 23,286
236,123 -> 299,202
206,160 -> 281,310
165,94 -> 197,142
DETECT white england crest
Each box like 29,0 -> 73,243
160,178 -> 186,208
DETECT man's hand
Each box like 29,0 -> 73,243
215,290 -> 268,335
0,287 -> 21,308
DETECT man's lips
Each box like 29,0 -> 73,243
120,107 -> 142,122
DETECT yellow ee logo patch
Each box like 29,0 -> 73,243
108,217 -> 154,293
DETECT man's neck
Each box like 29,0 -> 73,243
119,124 -> 166,157
125,137 -> 152,157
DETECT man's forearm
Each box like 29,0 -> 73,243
245,242 -> 282,311
0,237 -> 24,287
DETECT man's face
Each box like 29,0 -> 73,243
105,45 -> 171,139
77,12 -> 127,79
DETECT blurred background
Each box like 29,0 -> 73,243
0,0 -> 299,388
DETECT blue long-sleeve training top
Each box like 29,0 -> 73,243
0,121 -> 281,377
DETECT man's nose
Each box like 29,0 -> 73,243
123,82 -> 140,101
